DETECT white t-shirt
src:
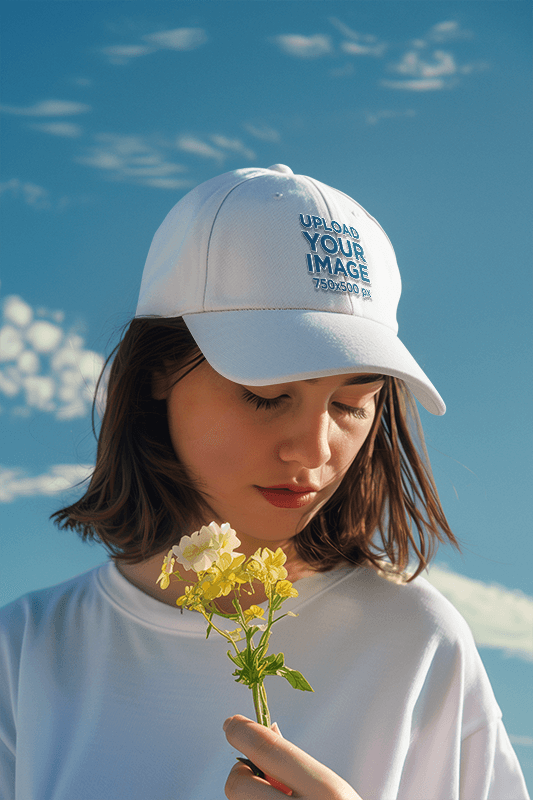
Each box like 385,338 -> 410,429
0,561 -> 529,800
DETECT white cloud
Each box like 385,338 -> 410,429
272,34 -> 332,59
381,78 -> 448,92
382,49 -> 460,91
176,135 -> 224,161
395,49 -> 457,79
210,135 -> 255,161
0,99 -> 91,116
143,28 -> 207,51
509,735 -> 533,748
365,109 -> 416,125
424,564 -> 533,662
77,133 -> 190,189
243,123 -> 280,143
0,464 -> 93,503
103,27 -> 207,64
329,17 -> 387,57
341,41 -> 386,57
31,122 -> 83,138
0,295 -> 105,420
383,41 -> 485,92
4,296 -> 33,327
25,321 -> 63,353
0,179 -> 51,209
101,44 -> 154,66
426,20 -> 473,45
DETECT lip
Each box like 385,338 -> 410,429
255,484 -> 319,509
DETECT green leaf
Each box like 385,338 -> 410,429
257,652 -> 285,678
227,650 -> 245,668
276,666 -> 314,692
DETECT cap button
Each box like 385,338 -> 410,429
267,164 -> 293,175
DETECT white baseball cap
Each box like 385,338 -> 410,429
136,164 -> 445,415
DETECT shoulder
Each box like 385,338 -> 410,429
327,561 -> 477,650
0,563 -> 108,647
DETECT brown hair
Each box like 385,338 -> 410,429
52,317 -> 459,580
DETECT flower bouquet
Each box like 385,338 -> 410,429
156,521 -> 314,795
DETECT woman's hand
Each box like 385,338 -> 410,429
223,715 -> 363,799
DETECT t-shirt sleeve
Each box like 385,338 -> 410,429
460,718 -> 530,800
0,601 -> 22,800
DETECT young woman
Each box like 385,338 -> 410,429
0,165 -> 528,799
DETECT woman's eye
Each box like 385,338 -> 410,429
242,389 -> 286,410
242,390 -> 368,419
334,403 -> 368,420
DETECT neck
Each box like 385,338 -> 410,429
117,540 -> 317,614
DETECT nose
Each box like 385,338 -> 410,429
277,409 -> 332,469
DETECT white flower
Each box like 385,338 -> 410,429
207,521 -> 241,556
172,521 -> 241,573
172,528 -> 217,572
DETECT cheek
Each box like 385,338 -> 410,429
168,402 -> 254,478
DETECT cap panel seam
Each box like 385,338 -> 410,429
203,174 -> 271,310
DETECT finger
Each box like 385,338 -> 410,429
225,758 -> 286,799
223,715 -> 344,798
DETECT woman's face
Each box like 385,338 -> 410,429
159,361 -> 383,555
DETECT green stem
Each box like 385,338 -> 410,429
252,681 -> 271,728
198,610 -> 240,653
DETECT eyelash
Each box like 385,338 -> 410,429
241,389 -> 368,419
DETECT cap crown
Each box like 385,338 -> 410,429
137,165 -> 401,334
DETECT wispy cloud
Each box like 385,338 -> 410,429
144,28 -> 207,51
0,179 -> 52,209
382,77 -> 451,92
0,99 -> 91,116
509,735 -> 533,748
0,178 -> 85,212
243,123 -> 280,143
383,49 -> 460,91
77,127 -> 260,188
0,295 -> 104,420
209,135 -> 255,161
30,122 -> 83,138
102,27 -> 207,65
341,41 -> 386,57
101,44 -> 153,65
330,18 -> 387,57
176,135 -> 225,161
271,34 -> 332,59
0,463 -> 93,503
425,564 -> 533,662
272,20 -> 386,61
77,133 -> 191,190
364,109 -> 416,125
413,20 -> 474,48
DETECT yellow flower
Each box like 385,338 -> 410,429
243,605 -> 266,623
248,547 -> 288,586
223,627 -> 244,643
274,580 -> 298,599
201,552 -> 248,600
176,584 -> 205,612
156,550 -> 175,590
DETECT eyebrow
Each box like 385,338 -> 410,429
304,374 -> 386,386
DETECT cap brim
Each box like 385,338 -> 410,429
184,309 -> 445,415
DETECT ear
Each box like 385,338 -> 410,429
151,370 -> 171,400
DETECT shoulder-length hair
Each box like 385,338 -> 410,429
52,316 -> 459,580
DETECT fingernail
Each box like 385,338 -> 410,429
223,717 -> 232,731
270,721 -> 282,736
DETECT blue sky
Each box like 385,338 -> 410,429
1,0 -> 532,788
